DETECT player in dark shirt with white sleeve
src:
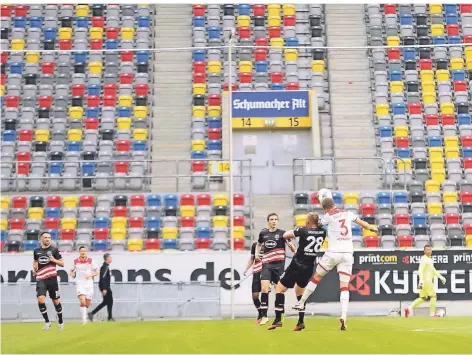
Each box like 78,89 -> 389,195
243,242 -> 263,323
268,213 -> 326,331
33,232 -> 65,331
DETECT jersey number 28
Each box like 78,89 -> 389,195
304,236 -> 325,253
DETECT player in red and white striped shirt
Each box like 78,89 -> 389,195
243,241 -> 264,323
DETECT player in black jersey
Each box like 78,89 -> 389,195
255,213 -> 295,325
268,213 -> 326,331
33,232 -> 65,331
243,242 -> 264,323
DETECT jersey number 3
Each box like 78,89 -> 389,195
304,236 -> 325,253
339,219 -> 349,239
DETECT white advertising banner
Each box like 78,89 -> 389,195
0,252 -> 256,305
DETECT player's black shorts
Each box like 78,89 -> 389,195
280,261 -> 314,289
260,261 -> 284,284
36,277 -> 60,299
252,272 -> 261,293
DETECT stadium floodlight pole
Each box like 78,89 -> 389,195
228,29 -> 235,320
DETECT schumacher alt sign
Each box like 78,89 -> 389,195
309,249 -> 472,302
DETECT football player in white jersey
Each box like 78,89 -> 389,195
69,246 -> 98,324
294,197 -> 378,330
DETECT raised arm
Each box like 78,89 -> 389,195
283,230 -> 295,239
354,218 -> 378,232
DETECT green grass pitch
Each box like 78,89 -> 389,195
2,317 -> 472,354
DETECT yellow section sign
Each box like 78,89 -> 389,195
232,117 -> 311,129
209,161 -> 230,175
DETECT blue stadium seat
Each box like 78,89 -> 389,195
380,126 -> 393,138
238,4 -> 251,15
452,70 -> 465,81
392,103 -> 406,115
271,83 -> 284,90
352,224 -> 361,236
458,114 -> 471,126
82,162 -> 96,175
105,39 -> 118,49
462,147 -> 472,158
432,36 -> 446,45
161,239 -> 178,249
207,117 -> 221,129
0,231 -> 6,241
193,16 -> 205,27
24,240 -> 39,251
428,136 -> 442,147
402,49 -> 416,61
207,26 -> 220,39
196,227 -> 211,238
76,17 -> 90,28
412,213 -> 427,226
255,61 -> 268,73
400,14 -> 412,25
389,71 -> 402,81
73,52 -> 87,63
30,16 -> 42,28
3,130 -> 17,142
145,216 -> 161,229
138,16 -> 151,28
67,142 -> 82,152
44,27 -> 57,40
332,192 -> 343,205
136,51 -> 149,63
45,208 -> 60,218
9,62 -> 23,75
94,217 -> 110,228
87,84 -> 101,96
191,150 -> 207,159
93,240 -> 109,251
192,49 -> 206,61
444,4 -> 457,14
393,191 -> 408,204
43,229 -> 58,241
207,140 -> 221,150
285,37 -> 299,47
164,194 -> 178,207
49,162 -> 63,175
14,16 -> 27,28
132,141 -> 147,151
377,192 -> 391,204
396,148 -> 410,158
147,194 -> 162,207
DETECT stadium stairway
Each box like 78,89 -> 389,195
252,194 -> 293,240
150,4 -> 193,192
325,4 -> 381,190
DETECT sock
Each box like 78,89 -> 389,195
296,295 -> 305,323
260,292 -> 269,317
252,296 -> 261,316
300,278 -> 319,303
54,302 -> 63,324
429,298 -> 437,316
80,306 -> 87,322
274,293 -> 285,322
38,303 -> 49,323
409,297 -> 425,311
340,288 -> 349,320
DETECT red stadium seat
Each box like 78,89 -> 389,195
364,236 -> 380,248
59,39 -> 72,50
60,229 -> 76,240
145,238 -> 161,250
464,224 -> 472,235
14,5 -> 28,16
114,162 -> 129,173
91,16 -> 104,27
17,152 -> 31,162
181,216 -> 195,227
464,158 -> 472,169
461,136 -> 472,147
87,95 -> 100,107
445,213 -> 460,224
41,62 -> 55,75
233,216 -> 244,227
129,217 -> 144,228
72,84 -> 85,96
387,48 -> 400,60
425,114 -> 439,126
284,15 -> 296,26
112,206 -> 128,217
0,73 -> 5,85
286,82 -> 300,90
130,195 -> 145,207
464,35 -> 472,44
180,194 -> 195,206
460,4 -> 472,13
1,52 -> 7,64
197,194 -> 211,206
38,96 -> 52,108
85,118 -> 99,129
12,196 -> 27,209
9,218 -> 25,230
223,83 -> 238,92
270,72 -> 283,83
408,103 -> 422,115
103,95 -> 115,106
94,228 -> 109,240
90,39 -> 103,50
453,81 -> 467,92
44,218 -> 60,230
383,4 -> 396,14
255,37 -> 269,47
116,140 -> 131,152
193,4 -> 205,16
119,73 -> 133,85
104,84 -> 117,96
1,5 -> 12,17
0,241 -> 4,253
46,196 -> 62,208
191,160 -> 205,173
447,24 -> 460,36
253,4 -> 266,16
193,72 -> 206,84
208,128 -> 222,140
233,194 -> 244,206
233,238 -> 245,250
238,26 -> 251,39
441,114 -> 455,125
268,26 -> 281,38
361,203 -> 376,215
121,51 -> 133,62
18,130 -> 33,142
254,48 -> 268,61
106,28 -> 119,39
311,192 -> 320,204
193,61 -> 206,73
395,137 -> 409,148
79,195 -> 95,207
5,96 -> 20,108
395,214 -> 410,225
208,94 -> 221,106
196,238 -> 211,249
419,59 -> 432,70
239,72 -> 252,83
460,191 -> 472,203
135,84 -> 148,96
397,235 -> 413,248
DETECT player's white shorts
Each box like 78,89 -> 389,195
316,252 -> 354,283
76,283 -> 94,300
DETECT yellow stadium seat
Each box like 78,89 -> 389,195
450,58 -> 464,70
117,117 -> 131,130
208,106 -> 221,117
28,207 -> 44,219
444,136 -> 459,149
191,140 -> 205,151
0,85 -> 4,97
90,27 -> 103,40
445,147 -> 459,159
1,196 -> 10,210
421,81 -> 435,92
26,52 -> 40,63
67,129 -> 82,142
76,4 -> 89,17
394,125 -> 409,137
237,15 -> 250,27
270,37 -> 284,47
233,226 -> 245,239
63,196 -> 78,208
387,36 -> 400,46
11,39 -> 25,50
121,27 -> 134,40
466,235 -> 472,248
0,219 -> 6,231
59,28 -> 72,40
431,24 -> 444,36
134,106 -> 148,119
427,202 -> 443,215
425,180 -> 440,193
344,192 -> 359,205
268,15 -> 281,27
431,169 -> 446,184
69,107 -> 84,119
193,83 -> 206,95
239,61 -> 252,73
268,4 -> 281,17
207,60 -> 221,73
213,216 -> 228,228
35,129 -> 50,142
311,60 -> 325,72
429,4 -> 442,14
118,95 -> 133,107
133,128 -> 148,141
162,227 -> 178,239
127,238 -> 143,252
440,103 -> 454,115
214,194 -> 228,207
376,104 -> 389,117
295,214 -> 306,227
467,59 -> 472,70
420,70 -> 434,82
284,48 -> 298,61
89,61 -> 103,75
181,205 -> 195,218
111,228 -> 126,240
465,47 -> 472,61
429,147 -> 444,160
423,92 -> 436,104
443,191 -> 458,203
397,158 -> 412,171
390,81 -> 404,93
111,217 -> 126,230
430,158 -> 444,170
192,106 -> 205,118
61,217 -> 77,229
282,4 -> 296,16
436,70 -> 450,82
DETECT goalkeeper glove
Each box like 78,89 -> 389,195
418,281 -> 424,289
440,276 -> 446,285
367,224 -> 378,232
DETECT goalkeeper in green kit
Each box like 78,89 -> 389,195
405,245 -> 446,318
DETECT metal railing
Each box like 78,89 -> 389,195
293,157 -> 408,191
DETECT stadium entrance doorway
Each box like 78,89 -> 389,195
233,130 -> 312,194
